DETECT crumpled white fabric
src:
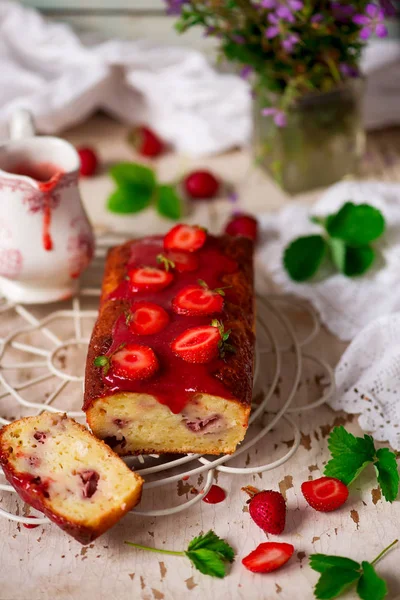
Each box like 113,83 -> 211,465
0,1 -> 251,155
333,314 -> 400,450
258,180 -> 400,447
258,180 -> 400,342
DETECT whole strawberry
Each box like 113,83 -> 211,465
128,126 -> 165,158
184,170 -> 220,200
78,147 -> 98,177
244,487 -> 286,535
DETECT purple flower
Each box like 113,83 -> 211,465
260,0 -> 276,7
331,2 -> 356,22
340,63 -> 360,78
379,0 -> 397,17
164,0 -> 189,15
262,107 -> 287,127
353,3 -> 388,39
282,32 -> 300,52
261,0 -> 303,10
228,191 -> 239,204
311,13 -> 323,24
240,65 -> 253,79
266,12 -> 280,38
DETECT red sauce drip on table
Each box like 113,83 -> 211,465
23,515 -> 40,529
103,236 -> 239,414
202,484 -> 226,504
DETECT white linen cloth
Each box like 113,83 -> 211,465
1,1 -> 400,154
258,180 -> 400,448
0,1 -> 251,155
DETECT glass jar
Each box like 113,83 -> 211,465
253,79 -> 366,195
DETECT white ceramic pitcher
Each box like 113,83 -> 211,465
0,110 -> 94,303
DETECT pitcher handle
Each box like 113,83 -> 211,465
9,109 -> 36,140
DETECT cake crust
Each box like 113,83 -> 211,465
84,233 -> 255,456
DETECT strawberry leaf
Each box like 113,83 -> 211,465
156,185 -> 182,220
107,186 -> 153,214
185,549 -> 227,578
283,235 -> 326,282
374,447 -> 399,503
314,568 -> 360,599
326,202 -> 385,245
109,162 -> 156,190
187,530 -> 234,562
310,554 -> 360,574
324,427 -> 375,485
357,562 -> 387,600
343,245 -> 376,277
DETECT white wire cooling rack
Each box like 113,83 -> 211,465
0,233 -> 335,526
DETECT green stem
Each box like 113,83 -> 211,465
326,57 -> 341,85
124,541 -> 185,557
371,540 -> 398,566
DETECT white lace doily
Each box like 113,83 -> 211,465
258,181 -> 400,342
333,313 -> 400,450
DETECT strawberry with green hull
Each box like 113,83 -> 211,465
172,281 -> 225,316
128,126 -> 165,157
243,486 -> 286,534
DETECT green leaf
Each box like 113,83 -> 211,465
357,562 -> 387,600
314,567 -> 360,599
283,235 -> 327,282
343,245 -> 375,277
186,549 -> 227,578
109,162 -> 156,190
107,186 -> 153,214
328,238 -> 346,273
324,427 -> 375,485
93,355 -> 110,376
326,202 -> 385,245
375,448 -> 400,502
187,530 -> 234,562
310,554 -> 360,574
155,185 -> 182,220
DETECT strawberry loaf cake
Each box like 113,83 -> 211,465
84,224 -> 255,456
0,412 -> 143,544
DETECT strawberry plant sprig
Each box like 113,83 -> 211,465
283,202 -> 386,282
198,279 -> 231,297
107,162 -> 182,220
125,530 -> 235,578
324,426 -> 399,502
310,539 -> 398,600
156,253 -> 175,271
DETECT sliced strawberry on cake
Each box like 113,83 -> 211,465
172,281 -> 224,316
157,251 -> 199,273
128,266 -> 173,292
127,302 -> 169,335
164,224 -> 207,252
95,344 -> 159,380
0,413 -> 143,545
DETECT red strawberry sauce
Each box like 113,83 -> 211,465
202,484 -> 226,504
102,236 -> 239,414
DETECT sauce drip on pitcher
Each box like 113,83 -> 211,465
10,162 -> 63,251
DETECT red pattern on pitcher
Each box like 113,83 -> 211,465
67,231 -> 94,279
0,249 -> 23,279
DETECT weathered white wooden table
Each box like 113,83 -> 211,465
1,115 -> 400,600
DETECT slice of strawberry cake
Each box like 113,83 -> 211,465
84,224 -> 255,456
0,412 -> 143,544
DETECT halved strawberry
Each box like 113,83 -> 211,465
110,344 -> 158,380
242,542 -> 294,573
164,224 -> 207,253
301,477 -> 349,512
127,302 -> 169,335
171,325 -> 220,363
128,266 -> 173,292
163,251 -> 199,273
172,284 -> 224,316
